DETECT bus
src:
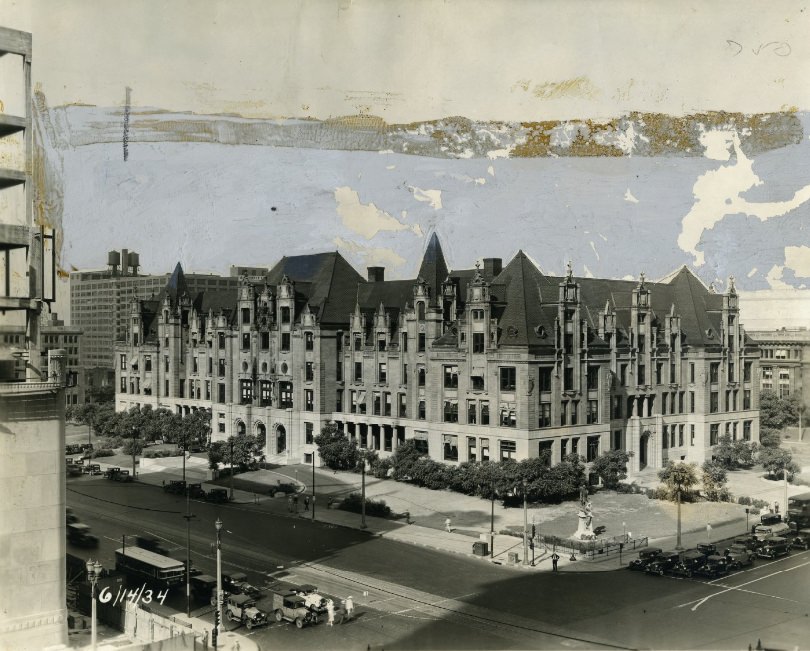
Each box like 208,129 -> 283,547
114,547 -> 185,587
787,492 -> 810,528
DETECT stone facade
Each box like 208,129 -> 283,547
115,235 -> 760,478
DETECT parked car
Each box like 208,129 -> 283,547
757,537 -> 791,559
790,529 -> 810,550
66,508 -> 79,525
206,488 -> 230,503
190,574 -> 218,604
82,463 -> 102,475
627,547 -> 663,571
164,480 -> 187,494
670,550 -> 705,578
67,523 -> 99,548
223,572 -> 262,598
646,551 -> 681,576
186,483 -> 207,499
104,467 -> 122,479
225,594 -> 268,630
695,554 -> 730,578
66,464 -> 84,477
270,590 -> 317,628
753,522 -> 792,542
760,513 -> 783,526
723,544 -> 756,569
294,584 -> 327,613
113,469 -> 133,482
732,536 -> 763,552
695,543 -> 717,556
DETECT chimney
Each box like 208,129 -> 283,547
483,258 -> 502,278
367,267 -> 385,282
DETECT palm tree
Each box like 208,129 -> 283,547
658,461 -> 698,549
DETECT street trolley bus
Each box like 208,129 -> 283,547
114,547 -> 185,587
787,492 -> 810,528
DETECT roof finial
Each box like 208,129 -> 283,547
728,275 -> 736,294
639,271 -> 646,288
566,260 -> 573,282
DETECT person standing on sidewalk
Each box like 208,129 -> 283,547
445,517 -> 452,533
345,596 -> 354,620
326,599 -> 335,626
304,495 -> 310,511
551,552 -> 560,572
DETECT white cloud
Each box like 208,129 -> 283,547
766,264 -> 791,289
333,237 -> 407,272
624,189 -> 639,203
678,131 -> 810,266
784,245 -> 810,277
334,186 -> 419,239
407,186 -> 443,210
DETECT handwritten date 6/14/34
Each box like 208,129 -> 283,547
99,584 -> 168,607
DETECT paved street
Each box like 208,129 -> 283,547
67,473 -> 810,650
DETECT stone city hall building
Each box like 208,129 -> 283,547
115,234 -> 760,479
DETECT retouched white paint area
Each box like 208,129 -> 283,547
678,131 -> 810,266
739,289 -> 810,328
624,189 -> 639,203
407,186 -> 443,210
334,186 -> 419,239
766,264 -> 791,289
784,245 -> 810,277
589,241 -> 600,260
333,236 -> 407,271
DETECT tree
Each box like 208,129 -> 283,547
759,390 -> 800,431
390,439 -> 428,481
759,447 -> 800,480
759,427 -> 782,449
590,450 -> 633,489
701,460 -> 731,502
657,461 -> 699,502
86,384 -> 115,404
712,434 -> 758,469
314,422 -> 360,471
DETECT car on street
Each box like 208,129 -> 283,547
67,523 -> 99,548
627,547 -> 662,571
163,480 -> 187,494
757,537 -> 791,559
223,572 -> 263,599
294,584 -> 328,613
731,536 -> 762,552
695,554 -> 730,578
187,483 -> 207,499
723,543 -> 756,569
225,594 -> 268,630
66,508 -> 79,525
753,522 -> 792,542
790,529 -> 810,550
670,550 -> 705,578
190,574 -> 218,604
113,469 -> 133,482
66,463 -> 84,477
205,488 -> 230,503
646,551 -> 681,576
695,543 -> 717,556
82,464 -> 102,475
104,467 -> 122,479
268,482 -> 298,497
270,590 -> 317,628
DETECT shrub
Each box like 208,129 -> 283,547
370,457 -> 393,480
752,499 -> 769,510
590,450 -> 633,489
91,448 -> 115,458
337,492 -> 391,518
738,495 -> 752,506
98,436 -> 124,449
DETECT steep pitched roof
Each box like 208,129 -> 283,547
661,267 -> 724,346
417,233 -> 449,306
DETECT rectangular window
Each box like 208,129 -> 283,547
402,364 -> 407,385
613,396 -> 623,420
120,353 -> 127,369
305,389 -> 314,411
468,437 -> 477,462
570,400 -> 579,426
378,336 -> 386,352
305,332 -> 314,350
418,367 -> 426,387
350,390 -> 357,414
120,376 -> 127,392
241,307 -> 251,324
743,420 -> 752,441
710,423 -> 719,446
656,362 -> 663,385
467,400 -> 477,424
279,382 -> 293,409
208,357 -> 213,374
471,374 -> 484,391
280,306 -> 290,323
662,425 -> 669,449
306,362 -> 314,382
678,392 -> 685,414
586,436 -> 600,462
670,426 -> 676,449
710,362 -> 719,384
662,393 -> 668,415
744,362 -> 752,382
710,391 -> 719,413
744,389 -> 751,410
500,405 -> 516,427
564,367 -> 574,391
240,380 -> 253,405
218,359 -> 226,377
281,333 -> 291,351
725,390 -> 730,412
539,403 -> 551,428
728,363 -> 735,382
538,367 -> 552,393
165,356 -> 170,373
669,363 -> 676,384
260,381 -> 271,407
384,392 -> 392,416
561,401 -> 568,426
206,380 -> 211,401
481,438 -> 490,461
500,440 -> 517,461
418,399 -> 426,420
443,434 -> 459,461
612,430 -> 622,451
690,363 -> 695,384
219,332 -> 225,350
373,392 -> 381,416
354,362 -> 363,382
384,428 -> 393,452
218,383 -> 226,404
401,333 -> 408,352
638,364 -> 646,385
587,366 -> 599,391
444,365 -> 459,388
261,332 -> 270,350
443,400 -> 459,423
378,362 -> 388,384
678,424 -> 684,447
472,332 -> 485,353
399,393 -> 407,417
500,367 -> 516,391
144,356 -> 152,372
418,333 -> 426,352
354,333 -> 362,351
192,357 -> 198,374
336,389 -> 343,412
242,332 -> 250,350
620,364 -> 628,387
165,379 -> 170,397
690,424 -> 695,446
587,400 -> 598,424
305,422 -> 314,444
689,391 -> 695,414
481,401 -> 489,425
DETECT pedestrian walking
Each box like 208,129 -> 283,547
551,552 -> 560,572
345,596 -> 354,620
774,502 -> 780,515
326,599 -> 335,626
287,495 -> 293,513
304,495 -> 310,511
445,517 -> 452,533
293,495 -> 299,512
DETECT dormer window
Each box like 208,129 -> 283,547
280,306 -> 290,324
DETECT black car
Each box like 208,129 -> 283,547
628,547 -> 663,571
164,480 -> 187,494
670,550 -> 705,578
696,543 -> 717,556
646,551 -> 681,576
187,483 -> 207,499
206,488 -> 230,503
695,554 -> 729,578
791,529 -> 810,550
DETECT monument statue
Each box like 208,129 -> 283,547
573,486 -> 597,540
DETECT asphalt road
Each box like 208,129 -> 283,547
67,474 -> 810,650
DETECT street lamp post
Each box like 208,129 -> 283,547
213,518 -> 223,649
675,479 -> 684,551
521,479 -> 529,566
86,559 -> 103,651
360,452 -> 367,529
745,508 -> 750,535
131,426 -> 138,478
490,483 -> 495,559
228,437 -> 235,501
182,483 -> 195,618
622,521 -> 627,542
311,449 -> 316,522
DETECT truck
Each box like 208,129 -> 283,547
114,547 -> 186,587
190,574 -> 218,604
225,594 -> 268,630
270,590 -> 317,628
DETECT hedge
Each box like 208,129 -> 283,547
337,492 -> 392,518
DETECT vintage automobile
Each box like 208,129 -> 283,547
731,536 -> 762,552
206,488 -> 230,503
294,584 -> 328,613
271,590 -> 317,628
695,554 -> 729,578
790,529 -> 810,550
66,463 -> 84,477
760,513 -> 783,526
225,594 -> 268,630
187,483 -> 207,499
67,523 -> 99,548
695,543 -> 717,556
190,574 -> 218,604
757,536 -> 791,559
66,508 -> 79,525
113,469 -> 133,482
646,551 -> 681,576
82,463 -> 102,475
670,550 -> 705,578
222,572 -> 263,599
753,522 -> 792,541
627,547 -> 663,571
163,480 -> 187,494
723,543 -> 756,569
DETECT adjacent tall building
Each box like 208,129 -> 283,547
0,26 -> 68,650
748,327 -> 810,407
116,234 -> 760,478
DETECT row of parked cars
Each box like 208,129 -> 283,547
163,480 -> 230,503
629,514 -> 808,579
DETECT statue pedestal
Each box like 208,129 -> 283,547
572,511 -> 597,541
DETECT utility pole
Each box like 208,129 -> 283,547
360,453 -> 367,529
228,437 -> 234,501
490,483 -> 495,559
214,518 -> 222,649
522,479 -> 529,566
131,426 -> 138,478
183,486 -> 195,618
311,449 -> 316,522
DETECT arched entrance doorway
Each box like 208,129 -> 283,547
255,423 -> 267,450
275,424 -> 286,454
235,420 -> 246,436
640,430 -> 650,469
